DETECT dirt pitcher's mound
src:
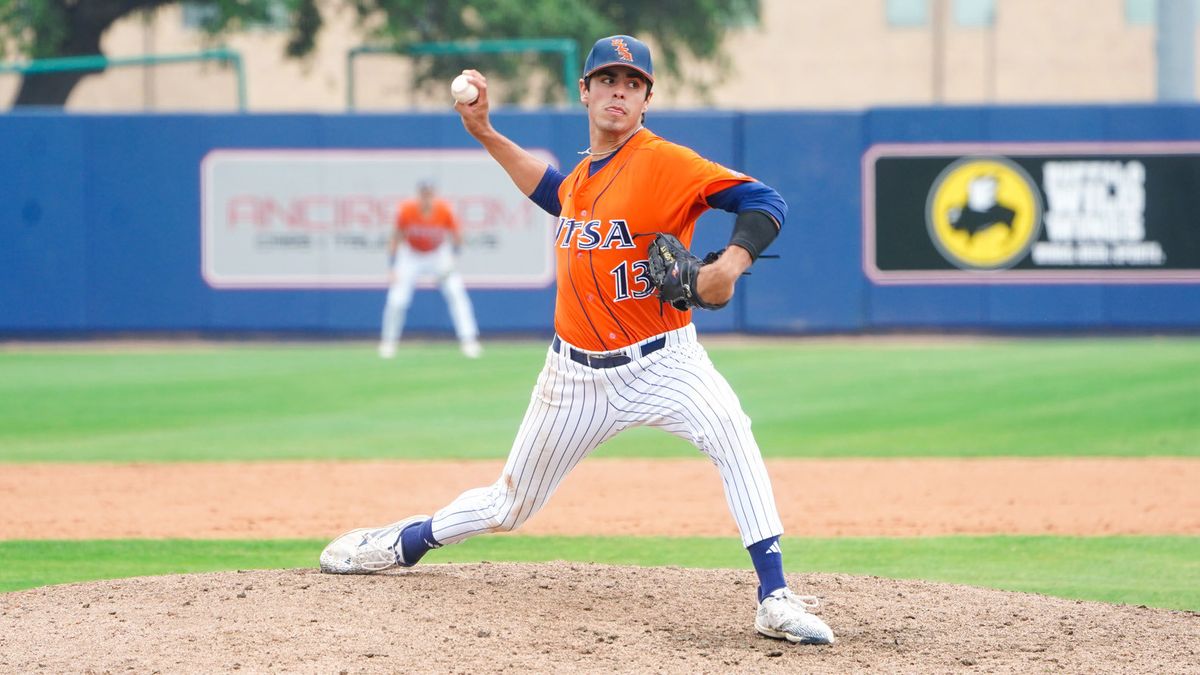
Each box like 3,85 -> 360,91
2,564 -> 1197,674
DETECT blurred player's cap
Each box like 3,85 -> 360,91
583,35 -> 653,83
417,179 -> 435,191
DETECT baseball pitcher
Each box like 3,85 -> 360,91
324,34 -> 835,646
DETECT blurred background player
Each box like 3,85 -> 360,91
380,180 -> 482,359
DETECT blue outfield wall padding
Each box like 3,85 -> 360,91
1106,285 -> 1200,327
0,107 -> 1196,336
742,111 -> 869,332
863,106 -> 987,143
982,105 -> 1107,141
83,115 -> 240,330
0,115 -> 90,330
1101,104 -> 1200,140
867,286 -> 989,329
986,286 -> 1107,327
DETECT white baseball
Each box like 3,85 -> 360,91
450,74 -> 478,104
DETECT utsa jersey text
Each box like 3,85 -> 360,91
555,218 -> 636,250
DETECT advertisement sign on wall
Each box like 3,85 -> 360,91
202,149 -> 557,289
863,143 -> 1200,284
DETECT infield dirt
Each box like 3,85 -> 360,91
2,563 -> 1198,673
2,458 -> 1198,539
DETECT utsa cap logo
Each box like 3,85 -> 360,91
925,156 -> 1042,270
611,38 -> 634,62
584,34 -> 655,83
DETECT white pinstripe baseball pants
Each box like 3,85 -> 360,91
430,324 -> 784,548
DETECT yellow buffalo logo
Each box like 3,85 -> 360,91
925,157 -> 1042,270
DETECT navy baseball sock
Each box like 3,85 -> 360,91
399,518 -> 440,566
747,536 -> 786,603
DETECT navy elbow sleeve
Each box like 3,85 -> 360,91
728,210 -> 779,261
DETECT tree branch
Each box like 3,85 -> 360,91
14,0 -> 182,107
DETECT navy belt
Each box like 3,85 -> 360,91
552,335 -> 667,369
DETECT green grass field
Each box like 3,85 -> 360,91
1,338 -> 1197,609
2,338 -> 1197,461
2,536 -> 1196,610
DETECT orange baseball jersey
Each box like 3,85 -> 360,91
396,198 -> 459,253
554,129 -> 753,351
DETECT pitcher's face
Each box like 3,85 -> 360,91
581,67 -> 651,137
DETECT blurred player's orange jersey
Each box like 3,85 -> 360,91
553,129 -> 753,351
396,198 -> 459,252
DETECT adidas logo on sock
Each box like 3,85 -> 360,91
766,542 -> 781,555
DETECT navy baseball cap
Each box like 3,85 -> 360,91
582,35 -> 654,83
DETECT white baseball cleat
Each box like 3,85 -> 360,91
755,588 -> 837,645
319,515 -> 429,574
378,343 -> 397,359
461,340 -> 482,359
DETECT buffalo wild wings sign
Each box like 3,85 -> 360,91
863,142 -> 1200,284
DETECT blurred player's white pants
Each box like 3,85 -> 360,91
380,242 -> 479,354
